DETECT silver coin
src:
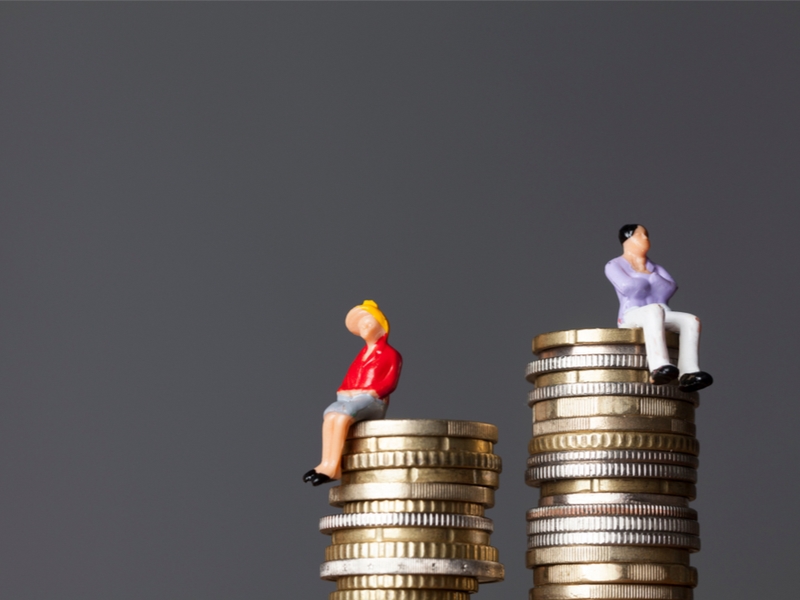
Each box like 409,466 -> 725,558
528,451 -> 699,468
527,504 -> 697,520
527,516 -> 699,535
532,416 -> 696,437
526,354 -> 650,378
528,382 -> 699,406
538,493 -> 690,507
526,463 -> 697,486
319,512 -> 494,534
537,345 -> 680,360
527,531 -> 701,551
320,558 -> 505,583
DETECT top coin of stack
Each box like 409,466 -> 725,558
524,329 -> 701,600
320,419 -> 505,600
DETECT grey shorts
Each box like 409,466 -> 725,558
324,393 -> 388,421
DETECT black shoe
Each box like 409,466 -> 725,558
679,371 -> 713,393
650,365 -> 679,385
303,469 -> 317,483
311,473 -> 333,487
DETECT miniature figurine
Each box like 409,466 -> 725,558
605,224 -> 713,393
303,300 -> 402,486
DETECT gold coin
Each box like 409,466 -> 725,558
331,527 -> 490,545
535,369 -> 649,387
343,500 -> 485,516
533,564 -> 698,586
341,468 -> 500,489
539,478 -> 696,500
533,397 -> 695,422
343,451 -> 502,472
529,583 -> 692,600
533,416 -> 696,437
529,432 -> 699,456
533,329 -> 679,354
324,541 -> 499,561
329,483 -> 495,508
350,420 -> 498,442
336,575 -> 479,592
526,546 -> 691,568
331,591 -> 471,600
345,437 -> 494,454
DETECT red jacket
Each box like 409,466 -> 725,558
338,335 -> 402,400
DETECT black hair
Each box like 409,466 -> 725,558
618,224 -> 643,245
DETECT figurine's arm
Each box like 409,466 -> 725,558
654,264 -> 677,286
604,260 -> 636,296
368,351 -> 402,400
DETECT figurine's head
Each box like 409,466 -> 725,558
619,224 -> 650,255
346,300 -> 389,343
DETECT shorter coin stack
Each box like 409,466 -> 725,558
320,419 -> 505,600
524,329 -> 701,600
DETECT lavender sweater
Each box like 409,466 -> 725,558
605,256 -> 678,323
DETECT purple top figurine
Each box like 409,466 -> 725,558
605,257 -> 677,323
605,224 -> 713,393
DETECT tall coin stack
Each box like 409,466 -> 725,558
320,419 -> 505,600
524,329 -> 701,600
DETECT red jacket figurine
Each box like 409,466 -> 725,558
304,300 -> 402,487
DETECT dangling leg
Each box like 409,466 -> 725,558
316,411 -> 354,481
665,310 -> 713,392
621,304 -> 678,384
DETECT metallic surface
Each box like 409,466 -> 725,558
534,369 -> 650,388
537,344 -> 678,360
335,574 -> 480,592
533,563 -> 698,586
528,451 -> 698,468
331,591 -> 471,600
532,328 -> 679,353
350,420 -> 498,442
526,546 -> 691,567
537,493 -> 689,507
345,436 -> 493,454
539,479 -> 696,500
529,584 -> 692,600
320,557 -> 505,583
526,463 -> 697,486
329,483 -> 495,507
533,397 -> 695,422
342,500 -> 485,516
526,354 -> 650,377
325,541 -> 497,561
330,527 -> 490,544
320,512 -> 494,534
341,468 -> 500,489
527,531 -> 701,551
526,516 -> 699,536
532,416 -> 695,436
343,450 -> 502,472
528,383 -> 698,406
526,504 -> 697,520
529,432 -> 699,456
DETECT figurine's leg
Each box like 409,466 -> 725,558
621,304 -> 671,371
663,310 -> 701,374
316,411 -> 354,479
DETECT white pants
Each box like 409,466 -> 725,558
620,304 -> 701,374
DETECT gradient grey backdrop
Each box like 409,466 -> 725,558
1,4 -> 798,599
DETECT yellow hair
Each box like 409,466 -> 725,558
358,300 -> 389,335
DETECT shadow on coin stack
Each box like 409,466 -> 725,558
319,419 -> 505,600
524,329 -> 701,600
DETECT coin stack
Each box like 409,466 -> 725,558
524,329 -> 701,600
319,419 -> 505,600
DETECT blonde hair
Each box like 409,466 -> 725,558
358,300 -> 389,335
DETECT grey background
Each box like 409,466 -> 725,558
0,4 -> 797,599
